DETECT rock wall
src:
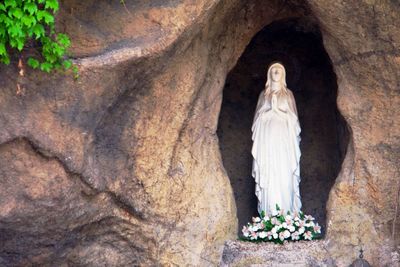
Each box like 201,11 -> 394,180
0,0 -> 399,266
309,0 -> 400,265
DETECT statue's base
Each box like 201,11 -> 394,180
220,239 -> 334,267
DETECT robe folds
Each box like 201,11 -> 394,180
251,88 -> 302,215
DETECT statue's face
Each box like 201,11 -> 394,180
270,66 -> 283,82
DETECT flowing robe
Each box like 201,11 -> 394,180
251,89 -> 301,215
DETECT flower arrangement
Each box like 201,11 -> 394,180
241,205 -> 322,244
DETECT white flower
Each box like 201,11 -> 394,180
271,217 -> 279,225
252,216 -> 261,223
303,231 -> 313,240
259,231 -> 268,238
298,227 -> 305,234
291,231 -> 300,240
273,233 -> 278,239
288,225 -> 296,232
285,214 -> 293,221
271,209 -> 279,216
263,215 -> 270,221
279,231 -> 286,241
304,215 -> 315,221
285,216 -> 293,226
251,224 -> 260,231
306,222 -> 315,228
282,222 -> 288,228
242,226 -> 249,237
293,211 -> 300,221
283,230 -> 291,239
271,226 -> 279,234
295,221 -> 300,227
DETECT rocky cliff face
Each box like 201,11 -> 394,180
0,0 -> 399,266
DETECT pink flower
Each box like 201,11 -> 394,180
271,217 -> 279,225
285,217 -> 293,226
242,226 -> 249,237
291,231 -> 300,240
313,223 -> 321,234
295,220 -> 305,228
303,231 -> 313,240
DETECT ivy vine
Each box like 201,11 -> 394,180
0,0 -> 75,73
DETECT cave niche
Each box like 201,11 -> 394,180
217,18 -> 350,234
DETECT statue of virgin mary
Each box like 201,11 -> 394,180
251,62 -> 302,216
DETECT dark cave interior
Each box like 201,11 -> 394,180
217,18 -> 350,235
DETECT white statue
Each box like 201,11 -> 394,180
251,62 -> 302,216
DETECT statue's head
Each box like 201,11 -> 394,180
266,62 -> 287,90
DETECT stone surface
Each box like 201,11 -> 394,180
221,240 -> 333,267
0,0 -> 399,266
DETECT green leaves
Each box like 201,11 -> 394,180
24,3 -> 38,16
4,0 -> 17,9
0,0 -> 75,74
0,43 -> 6,55
32,23 -> 44,38
27,57 -> 39,68
21,15 -> 36,27
37,10 -> 53,24
56,34 -> 70,47
62,59 -> 72,69
44,0 -> 59,12
40,61 -> 52,72
9,7 -> 23,19
7,23 -> 22,37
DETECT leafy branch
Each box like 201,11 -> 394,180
0,0 -> 76,73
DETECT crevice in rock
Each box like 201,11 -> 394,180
3,136 -> 148,221
333,48 -> 400,66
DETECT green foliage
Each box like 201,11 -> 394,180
0,0 -> 74,73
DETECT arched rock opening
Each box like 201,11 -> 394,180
217,18 -> 350,233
